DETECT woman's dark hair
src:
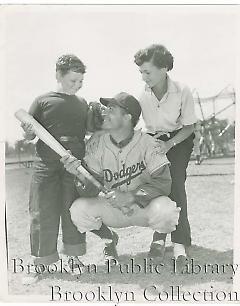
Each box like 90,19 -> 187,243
134,44 -> 174,71
56,54 -> 86,76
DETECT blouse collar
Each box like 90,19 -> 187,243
144,75 -> 179,94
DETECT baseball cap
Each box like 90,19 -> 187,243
99,92 -> 142,124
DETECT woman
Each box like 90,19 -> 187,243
134,44 -> 197,265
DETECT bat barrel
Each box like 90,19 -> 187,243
15,108 -> 108,195
15,109 -> 70,158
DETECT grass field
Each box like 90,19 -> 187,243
5,157 -> 235,302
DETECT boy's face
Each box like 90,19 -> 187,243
57,70 -> 84,95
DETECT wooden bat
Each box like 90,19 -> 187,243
15,109 -> 133,216
14,109 -> 109,194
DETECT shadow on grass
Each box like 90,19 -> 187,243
40,245 -> 233,289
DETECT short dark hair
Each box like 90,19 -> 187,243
56,54 -> 86,76
134,44 -> 174,71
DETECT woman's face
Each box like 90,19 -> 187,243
139,61 -> 167,88
57,70 -> 84,95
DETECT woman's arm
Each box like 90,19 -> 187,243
165,84 -> 196,149
157,124 -> 194,153
167,124 -> 194,148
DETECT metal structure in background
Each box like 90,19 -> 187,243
192,86 -> 236,163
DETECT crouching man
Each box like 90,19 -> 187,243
61,92 -> 180,263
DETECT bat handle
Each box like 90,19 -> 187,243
98,185 -> 110,194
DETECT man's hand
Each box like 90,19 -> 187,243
104,190 -> 135,215
60,155 -> 86,182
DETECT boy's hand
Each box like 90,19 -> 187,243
21,122 -> 36,139
60,155 -> 84,179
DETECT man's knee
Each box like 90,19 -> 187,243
70,198 -> 91,216
148,196 -> 176,214
147,196 -> 180,233
69,198 -> 102,233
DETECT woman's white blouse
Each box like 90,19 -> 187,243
138,76 -> 197,133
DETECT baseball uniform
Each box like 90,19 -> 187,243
70,130 -> 180,234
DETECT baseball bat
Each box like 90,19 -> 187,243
14,109 -> 109,194
15,109 -> 133,215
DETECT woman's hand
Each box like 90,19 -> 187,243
154,139 -> 173,154
153,131 -> 172,154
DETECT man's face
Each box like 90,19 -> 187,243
57,70 -> 84,95
101,104 -> 128,131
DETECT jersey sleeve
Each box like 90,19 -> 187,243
179,86 -> 198,126
144,136 -> 170,175
84,132 -> 103,176
132,165 -> 172,208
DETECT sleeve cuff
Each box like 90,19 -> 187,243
149,161 -> 170,176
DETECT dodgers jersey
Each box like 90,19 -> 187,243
84,130 -> 170,192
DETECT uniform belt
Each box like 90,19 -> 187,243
58,136 -> 79,143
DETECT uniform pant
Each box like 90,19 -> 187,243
69,196 -> 180,234
153,132 -> 194,246
29,160 -> 86,265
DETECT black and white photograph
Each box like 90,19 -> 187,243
1,3 -> 240,304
